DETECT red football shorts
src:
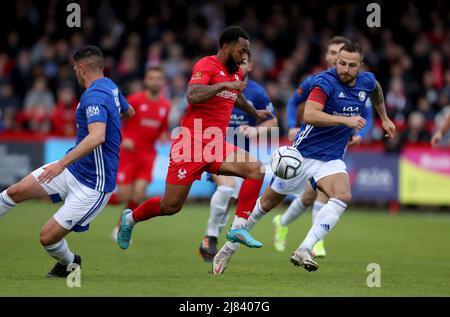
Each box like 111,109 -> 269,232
166,136 -> 238,185
117,150 -> 156,185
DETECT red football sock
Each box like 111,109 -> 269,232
132,197 -> 161,222
126,201 -> 139,211
235,178 -> 263,219
108,192 -> 119,205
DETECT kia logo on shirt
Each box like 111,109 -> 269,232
342,106 -> 359,112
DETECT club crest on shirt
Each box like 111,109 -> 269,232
140,103 -> 148,112
192,71 -> 202,80
276,179 -> 286,189
359,91 -> 366,101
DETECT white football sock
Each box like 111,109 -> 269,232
217,206 -> 231,236
44,239 -> 75,265
299,198 -> 347,251
206,186 -> 234,237
125,213 -> 136,226
230,215 -> 247,230
225,215 -> 248,251
312,200 -> 325,225
244,198 -> 266,230
223,241 -> 240,252
0,190 -> 16,218
280,197 -> 306,227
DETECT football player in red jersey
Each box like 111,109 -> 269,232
116,26 -> 274,257
111,67 -> 170,240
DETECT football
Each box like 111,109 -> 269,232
269,146 -> 303,179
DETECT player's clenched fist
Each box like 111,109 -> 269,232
344,116 -> 366,130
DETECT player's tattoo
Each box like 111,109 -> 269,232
370,81 -> 388,120
187,84 -> 226,104
235,94 -> 258,117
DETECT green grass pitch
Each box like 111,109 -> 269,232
0,200 -> 449,296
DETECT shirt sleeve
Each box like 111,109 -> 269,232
307,86 -> 328,106
188,60 -> 214,86
85,103 -> 108,124
119,92 -> 130,113
311,75 -> 334,98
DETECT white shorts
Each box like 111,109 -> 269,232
270,158 -> 348,197
31,162 -> 111,232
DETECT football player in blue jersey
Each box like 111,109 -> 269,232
273,36 -> 373,257
214,42 -> 396,274
0,46 -> 134,277
199,52 -> 277,262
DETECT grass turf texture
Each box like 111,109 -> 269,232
0,200 -> 449,296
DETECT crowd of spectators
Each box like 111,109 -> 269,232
0,0 -> 449,149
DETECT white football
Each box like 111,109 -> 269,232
269,146 -> 303,179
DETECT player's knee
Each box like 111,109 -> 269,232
334,192 -> 352,205
301,193 -> 315,207
160,201 -> 183,215
6,184 -> 22,202
247,162 -> 265,180
39,231 -> 53,246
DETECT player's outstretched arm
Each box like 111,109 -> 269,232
235,94 -> 273,122
37,122 -> 106,184
238,116 -> 278,138
187,81 -> 245,104
303,99 -> 365,129
370,81 -> 396,138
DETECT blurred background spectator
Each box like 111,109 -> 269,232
0,0 -> 448,149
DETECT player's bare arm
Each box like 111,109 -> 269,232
304,100 -> 366,130
235,94 -> 273,122
121,104 -> 135,119
431,112 -> 450,147
187,81 -> 245,104
370,81 -> 396,138
238,116 -> 277,138
38,122 -> 106,184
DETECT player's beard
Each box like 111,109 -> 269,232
338,72 -> 356,84
225,56 -> 240,74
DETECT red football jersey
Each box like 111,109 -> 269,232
122,91 -> 170,152
181,55 -> 244,136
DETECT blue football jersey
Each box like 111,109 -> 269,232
67,77 -> 129,192
286,74 -> 315,129
292,68 -> 376,161
227,79 -> 275,150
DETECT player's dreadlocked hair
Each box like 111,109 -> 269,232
219,26 -> 250,48
73,45 -> 104,70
